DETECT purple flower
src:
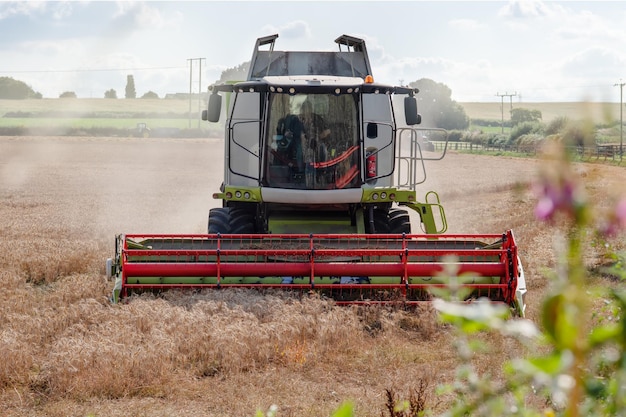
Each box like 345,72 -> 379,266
533,179 -> 583,223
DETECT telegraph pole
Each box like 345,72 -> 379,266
187,58 -> 206,128
198,58 -> 206,128
496,91 -> 517,134
615,79 -> 624,159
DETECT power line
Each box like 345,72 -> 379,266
496,91 -> 517,134
187,58 -> 205,129
0,66 -> 186,74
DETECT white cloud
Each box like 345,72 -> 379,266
0,1 -> 46,19
2,1 -> 625,102
260,20 -> 312,41
448,18 -> 485,31
50,1 -> 73,20
561,47 -> 626,80
498,0 -> 554,19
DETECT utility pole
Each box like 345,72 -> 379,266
198,58 -> 206,128
496,91 -> 517,134
615,79 -> 624,159
187,58 -> 206,128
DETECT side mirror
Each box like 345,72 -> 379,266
404,96 -> 421,126
366,122 -> 378,139
207,93 -> 222,122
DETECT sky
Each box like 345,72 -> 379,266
1,0 -> 626,102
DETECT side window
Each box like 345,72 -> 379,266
228,92 -> 261,183
362,94 -> 394,180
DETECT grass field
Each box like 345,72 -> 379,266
462,101 -> 623,124
1,99 -> 623,126
0,98 -> 193,114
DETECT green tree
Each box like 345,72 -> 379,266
216,62 -> 250,84
140,91 -> 159,99
408,78 -> 469,130
59,91 -> 77,98
104,89 -> 117,99
125,74 -> 136,99
510,107 -> 542,126
0,76 -> 42,99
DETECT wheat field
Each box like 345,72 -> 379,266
1,136 -> 625,416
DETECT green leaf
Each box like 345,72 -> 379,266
526,351 -> 571,375
331,402 -> 354,417
588,324 -> 621,347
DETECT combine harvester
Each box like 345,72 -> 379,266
106,34 -> 526,316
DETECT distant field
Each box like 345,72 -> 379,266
461,101 -> 622,124
0,99 -> 622,125
0,98 -> 207,133
0,98 -> 193,114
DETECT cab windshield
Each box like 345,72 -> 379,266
264,93 -> 360,190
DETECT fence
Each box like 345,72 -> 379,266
431,141 -> 624,162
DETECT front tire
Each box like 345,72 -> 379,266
208,207 -> 256,234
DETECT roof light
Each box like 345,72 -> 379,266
365,75 -> 374,84
335,88 -> 341,95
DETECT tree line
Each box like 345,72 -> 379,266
1,65 -> 475,130
0,75 -> 158,100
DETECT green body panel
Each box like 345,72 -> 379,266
213,184 -> 448,235
267,211 -> 367,234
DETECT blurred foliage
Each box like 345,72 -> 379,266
409,78 -> 470,130
426,143 -> 626,416
511,108 -> 543,126
0,76 -> 42,99
125,74 -> 136,99
104,88 -> 117,99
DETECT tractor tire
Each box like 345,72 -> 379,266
368,208 -> 411,234
228,207 -> 256,233
208,207 -> 256,234
388,208 -> 412,234
208,207 -> 230,233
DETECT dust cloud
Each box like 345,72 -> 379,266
0,136 -> 225,244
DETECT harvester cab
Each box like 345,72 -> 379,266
107,34 -> 527,316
